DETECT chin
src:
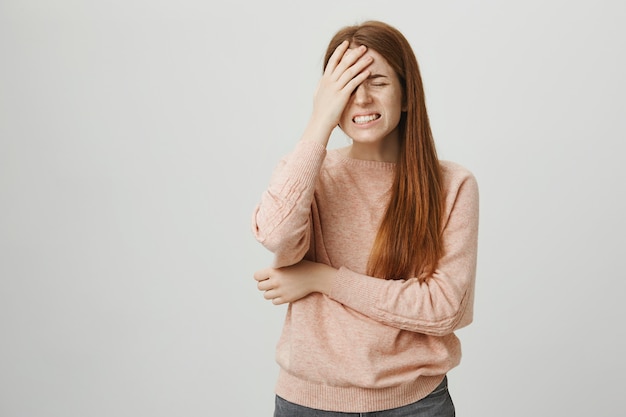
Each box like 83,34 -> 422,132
348,130 -> 392,143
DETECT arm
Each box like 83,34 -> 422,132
329,172 -> 479,336
251,42 -> 373,268
251,141 -> 326,267
255,171 -> 479,336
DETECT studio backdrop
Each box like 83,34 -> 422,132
1,1 -> 624,416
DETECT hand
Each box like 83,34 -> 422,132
308,41 -> 373,138
253,260 -> 336,305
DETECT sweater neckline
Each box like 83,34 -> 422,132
327,147 -> 396,171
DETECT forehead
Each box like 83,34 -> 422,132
351,47 -> 395,75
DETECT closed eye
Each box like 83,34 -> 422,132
367,74 -> 389,87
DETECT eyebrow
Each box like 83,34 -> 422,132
368,74 -> 389,80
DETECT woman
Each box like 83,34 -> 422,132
251,20 -> 479,416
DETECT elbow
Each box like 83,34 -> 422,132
391,298 -> 473,337
419,316 -> 461,337
425,301 -> 474,336
252,225 -> 310,268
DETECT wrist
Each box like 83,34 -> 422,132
301,116 -> 335,147
315,263 -> 336,296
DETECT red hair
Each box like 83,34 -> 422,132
324,21 -> 443,280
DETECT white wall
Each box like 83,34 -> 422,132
1,1 -> 624,416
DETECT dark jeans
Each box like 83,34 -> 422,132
274,376 -> 455,417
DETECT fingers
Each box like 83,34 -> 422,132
257,278 -> 272,291
333,46 -> 370,81
311,41 -> 374,129
324,44 -> 372,98
253,267 -> 287,305
254,268 -> 277,297
342,66 -> 371,95
263,289 -> 281,305
253,267 -> 272,282
257,279 -> 286,305
324,40 -> 350,74
272,297 -> 286,305
262,287 -> 277,300
325,42 -> 370,79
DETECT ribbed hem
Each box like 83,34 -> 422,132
275,369 -> 444,413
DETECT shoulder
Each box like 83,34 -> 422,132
440,160 -> 478,190
440,160 -> 475,179
439,160 -> 479,215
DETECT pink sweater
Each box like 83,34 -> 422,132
252,140 -> 479,412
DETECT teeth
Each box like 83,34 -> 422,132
353,114 -> 379,124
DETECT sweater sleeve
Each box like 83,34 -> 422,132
251,140 -> 327,268
328,170 -> 479,336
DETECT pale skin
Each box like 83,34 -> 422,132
254,40 -> 405,305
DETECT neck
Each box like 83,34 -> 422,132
347,137 -> 399,163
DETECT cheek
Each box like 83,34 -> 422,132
385,95 -> 404,115
338,105 -> 354,125
387,97 -> 404,126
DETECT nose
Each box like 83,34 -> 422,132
353,84 -> 372,105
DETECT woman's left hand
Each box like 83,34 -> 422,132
253,260 -> 336,305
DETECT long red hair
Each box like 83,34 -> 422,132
323,21 -> 443,280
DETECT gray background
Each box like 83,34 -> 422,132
1,0 -> 624,416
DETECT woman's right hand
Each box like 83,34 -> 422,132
304,41 -> 373,143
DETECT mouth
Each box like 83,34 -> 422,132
352,113 -> 381,124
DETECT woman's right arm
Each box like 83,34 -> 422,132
251,140 -> 326,268
252,41 -> 373,268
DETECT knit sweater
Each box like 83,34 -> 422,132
252,139 -> 479,412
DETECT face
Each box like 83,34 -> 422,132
338,48 -> 405,149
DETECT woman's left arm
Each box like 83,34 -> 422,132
329,173 -> 479,336
254,170 -> 479,336
254,259 -> 335,305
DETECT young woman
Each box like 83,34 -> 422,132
251,20 -> 479,416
